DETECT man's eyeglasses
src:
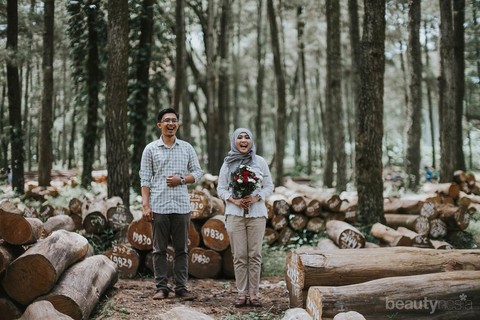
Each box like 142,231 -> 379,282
161,118 -> 178,123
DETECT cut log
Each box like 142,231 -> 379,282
306,271 -> 480,320
285,247 -> 480,308
104,243 -> 140,278
0,202 -> 44,245
37,255 -> 118,320
221,246 -> 234,278
431,239 -> 454,250
0,243 -> 24,275
271,213 -> 289,230
2,230 -> 90,305
210,195 -> 225,216
19,300 -> 73,320
419,201 -> 438,220
0,297 -> 22,320
188,247 -> 222,279
413,215 -> 430,235
127,218 -> 153,251
188,220 -> 201,251
277,227 -> 295,246
266,194 -> 290,215
383,197 -> 423,215
39,204 -> 56,219
423,182 -> 460,200
370,223 -> 413,247
189,189 -> 213,219
437,204 -> 470,230
305,199 -> 321,217
395,226 -> 433,248
326,220 -> 365,249
275,186 -> 308,213
283,178 -> 343,212
283,308 -> 313,320
384,213 -> 419,230
306,217 -> 324,233
316,238 -> 339,251
82,200 -> 108,235
429,218 -> 448,239
289,214 -> 309,231
201,215 -> 229,252
68,198 -> 83,216
106,204 -> 133,232
264,227 -> 279,245
43,215 -> 76,235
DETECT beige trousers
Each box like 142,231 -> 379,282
225,215 -> 266,296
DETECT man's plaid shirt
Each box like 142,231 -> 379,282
140,137 -> 203,214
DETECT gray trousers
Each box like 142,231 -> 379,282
152,213 -> 190,292
226,215 -> 266,296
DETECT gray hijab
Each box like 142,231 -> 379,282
224,128 -> 256,173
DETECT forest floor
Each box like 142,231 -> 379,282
91,275 -> 289,320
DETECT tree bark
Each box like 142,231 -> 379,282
19,301 -> 73,320
306,271 -> 480,320
2,230 -> 89,305
106,0 -> 130,206
355,0 -> 386,224
38,255 -> 117,320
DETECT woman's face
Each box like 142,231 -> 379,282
235,132 -> 251,154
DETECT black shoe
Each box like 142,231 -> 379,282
175,288 -> 196,301
153,289 -> 169,300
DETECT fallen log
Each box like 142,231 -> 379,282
104,243 -> 140,278
127,218 -> 153,251
396,226 -> 433,248
289,214 -> 309,231
305,199 -> 322,217
429,218 -> 448,239
188,247 -> 222,279
2,230 -> 90,305
306,271 -> 480,320
326,220 -> 365,249
431,239 -> 454,250
283,307 -> 313,320
43,215 -> 76,235
285,247 -> 480,308
264,227 -> 279,245
0,297 -> 22,320
201,215 -> 229,252
267,194 -> 290,215
68,198 -> 83,216
277,227 -> 295,246
437,204 -> 470,230
383,197 -> 423,215
18,300 -> 73,320
316,238 -> 339,251
106,204 -> 133,232
0,243 -> 24,275
423,182 -> 460,200
370,223 -> 413,247
0,202 -> 44,245
188,221 -> 201,251
384,213 -> 419,230
271,213 -> 289,230
221,246 -> 234,278
306,217 -> 324,233
189,189 -> 213,219
82,200 -> 108,235
37,255 -> 118,320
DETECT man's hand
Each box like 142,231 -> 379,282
166,175 -> 181,187
142,206 -> 153,221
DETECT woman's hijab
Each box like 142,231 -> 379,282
224,128 -> 256,173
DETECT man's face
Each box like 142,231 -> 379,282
157,112 -> 179,137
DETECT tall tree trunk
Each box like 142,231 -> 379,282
255,0 -> 265,155
106,0 -> 130,207
38,0 -> 54,186
0,79 -> 8,171
206,0 -> 218,174
405,0 -> 422,190
355,0 -> 386,224
294,7 -> 303,168
217,0 -> 231,167
423,20 -> 436,168
438,0 -> 457,182
326,0 -> 346,192
7,0 -> 25,194
130,0 -> 153,193
453,0 -> 466,171
81,0 -> 101,188
267,0 -> 287,187
348,0 -> 361,176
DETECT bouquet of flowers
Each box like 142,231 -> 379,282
230,164 -> 263,199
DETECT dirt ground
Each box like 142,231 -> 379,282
91,275 -> 290,320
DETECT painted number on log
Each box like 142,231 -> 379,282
111,255 -> 133,269
191,252 -> 210,264
306,297 -> 320,320
203,227 -> 224,241
340,231 -> 362,248
113,245 -> 132,255
132,232 -> 152,245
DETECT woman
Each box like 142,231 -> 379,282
217,128 -> 274,308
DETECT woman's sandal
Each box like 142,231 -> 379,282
234,295 -> 247,308
249,297 -> 262,307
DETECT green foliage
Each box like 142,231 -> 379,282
84,227 -> 115,254
261,244 -> 287,277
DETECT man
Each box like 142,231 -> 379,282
140,108 -> 203,300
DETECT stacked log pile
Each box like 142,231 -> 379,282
284,246 -> 480,317
0,202 -> 118,320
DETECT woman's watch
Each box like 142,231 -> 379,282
256,194 -> 262,201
